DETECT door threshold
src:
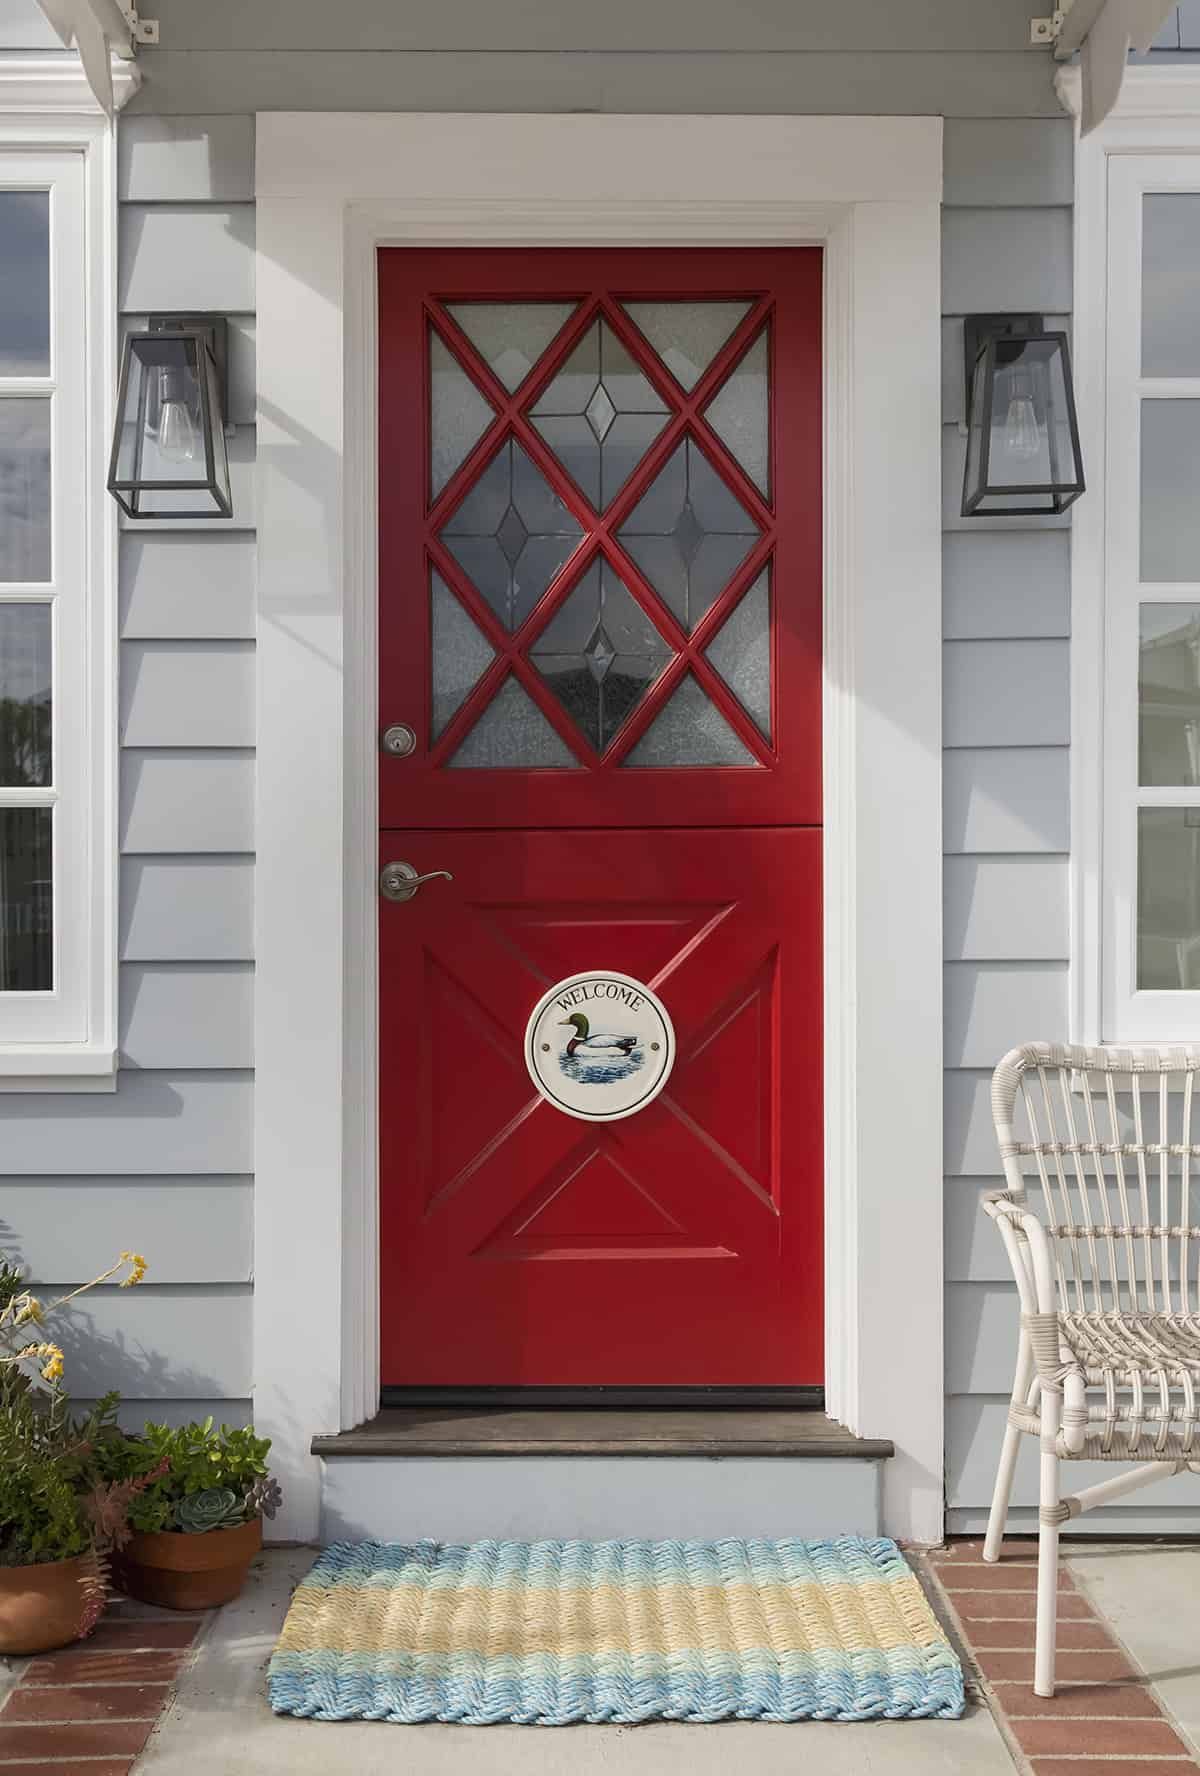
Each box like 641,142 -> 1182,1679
313,1406 -> 893,1461
380,1386 -> 825,1410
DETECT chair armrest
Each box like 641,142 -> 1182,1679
981,1192 -> 1058,1315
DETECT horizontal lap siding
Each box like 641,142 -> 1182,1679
0,119 -> 259,1422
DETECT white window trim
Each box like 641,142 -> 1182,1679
254,112 -> 945,1546
1062,64 -> 1200,1042
0,62 -> 127,1088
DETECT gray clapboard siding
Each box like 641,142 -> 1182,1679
44,1286 -> 251,1400
117,426 -> 257,533
946,1281 -> 1022,1393
120,315 -> 256,429
941,119 -> 1073,209
943,747 -> 1070,853
942,208 -> 1072,315
943,640 -> 1069,749
121,857 -> 255,961
0,1073 -> 253,1175
125,51 -> 1062,118
944,961 -> 1069,1069
118,204 -> 255,313
944,856 -> 1069,961
945,1068 -> 1006,1177
119,964 -> 254,1070
942,533 -> 1070,639
1182,1 -> 1200,49
945,1180 -> 1012,1283
120,534 -> 256,640
121,751 -> 255,854
118,116 -> 256,203
3,1178 -> 252,1285
120,642 -> 255,748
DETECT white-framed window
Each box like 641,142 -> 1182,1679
1068,70 -> 1200,1043
0,92 -> 119,1086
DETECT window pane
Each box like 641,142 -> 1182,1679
0,192 -> 49,376
623,301 -> 752,393
617,438 -> 759,632
1138,808 -> 1200,989
622,673 -> 758,767
705,570 -> 771,739
445,302 -> 576,393
0,603 -> 50,786
704,328 -> 769,496
430,330 -> 494,501
1141,401 -> 1200,583
0,806 -> 51,991
1143,194 -> 1200,377
529,558 -> 672,753
0,398 -> 50,582
530,319 -> 669,511
430,571 -> 495,741
440,438 -> 582,632
448,674 -> 580,769
1139,604 -> 1200,785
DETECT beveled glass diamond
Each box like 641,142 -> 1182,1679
584,621 -> 617,684
617,437 -> 759,631
585,383 -> 617,443
672,500 -> 705,567
496,503 -> 528,567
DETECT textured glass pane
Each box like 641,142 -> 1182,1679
1139,604 -> 1200,785
705,571 -> 771,739
705,328 -> 769,496
0,603 -> 50,786
1143,195 -> 1200,376
430,572 -> 495,741
430,329 -> 495,500
623,674 -> 758,768
623,301 -> 752,393
529,558 -> 672,753
1138,808 -> 1200,988
530,319 -> 668,510
0,399 -> 50,583
1141,402 -> 1200,582
448,673 -> 580,769
617,437 -> 758,631
982,338 -> 1075,493
0,806 -> 51,990
440,438 -> 583,631
0,193 -> 49,376
445,302 -> 576,393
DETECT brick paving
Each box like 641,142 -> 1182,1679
0,1597 -> 209,1772
926,1539 -> 1200,1771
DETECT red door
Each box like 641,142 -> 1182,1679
378,248 -> 822,1389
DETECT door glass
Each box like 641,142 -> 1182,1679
1138,603 -> 1200,785
0,603 -> 51,785
617,437 -> 759,632
0,806 -> 51,990
448,673 -> 581,769
429,329 -> 495,500
430,572 -> 496,741
1142,194 -> 1200,377
0,193 -> 49,376
705,570 -> 772,739
1140,400 -> 1200,582
529,318 -> 669,510
446,302 -> 577,393
704,327 -> 770,497
623,673 -> 759,768
528,558 -> 673,753
439,438 -> 583,631
622,300 -> 752,392
1138,808 -> 1200,988
0,398 -> 51,582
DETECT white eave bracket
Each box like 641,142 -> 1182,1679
124,6 -> 158,45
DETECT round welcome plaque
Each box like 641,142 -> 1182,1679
524,971 -> 676,1123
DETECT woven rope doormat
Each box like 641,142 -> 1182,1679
267,1536 -> 964,1725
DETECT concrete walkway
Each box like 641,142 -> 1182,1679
134,1548 -> 1017,1775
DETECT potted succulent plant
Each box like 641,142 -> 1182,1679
0,1252 -> 151,1654
101,1418 -> 281,1610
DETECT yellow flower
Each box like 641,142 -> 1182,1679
41,1346 -> 64,1383
119,1252 -> 147,1288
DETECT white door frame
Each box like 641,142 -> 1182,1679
254,112 -> 945,1545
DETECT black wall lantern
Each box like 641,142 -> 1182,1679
961,314 -> 1084,517
107,316 -> 232,519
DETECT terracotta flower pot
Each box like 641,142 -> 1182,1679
0,1551 -> 105,1655
114,1516 -> 262,1611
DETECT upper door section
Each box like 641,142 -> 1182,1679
378,248 -> 822,829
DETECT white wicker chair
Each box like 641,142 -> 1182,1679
984,1042 -> 1200,1697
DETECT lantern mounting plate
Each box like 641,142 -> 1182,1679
147,314 -> 230,424
963,313 -> 1044,426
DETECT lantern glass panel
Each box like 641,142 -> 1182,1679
961,328 -> 1083,517
108,331 -> 230,519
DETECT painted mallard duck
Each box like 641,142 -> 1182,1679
558,1013 -> 638,1058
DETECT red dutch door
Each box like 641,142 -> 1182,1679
378,248 -> 822,1388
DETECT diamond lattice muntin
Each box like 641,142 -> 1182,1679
529,318 -> 669,511
439,438 -> 584,632
617,437 -> 760,632
528,558 -> 673,753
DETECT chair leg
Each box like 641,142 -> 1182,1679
984,1343 -> 1035,1563
1034,1389 -> 1062,1699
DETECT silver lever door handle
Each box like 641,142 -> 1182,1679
380,861 -> 454,904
